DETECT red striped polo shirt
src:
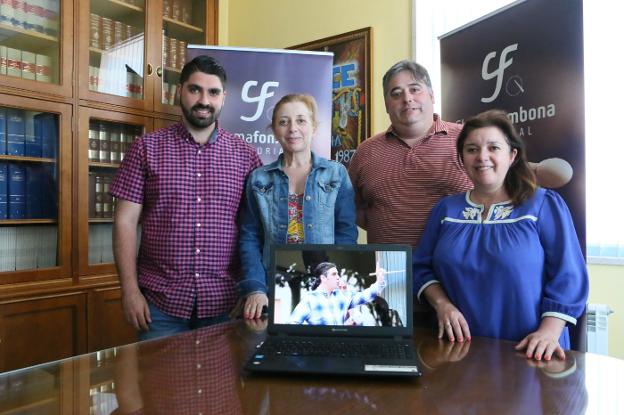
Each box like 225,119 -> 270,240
110,123 -> 262,319
349,115 -> 473,247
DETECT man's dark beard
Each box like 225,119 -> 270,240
181,103 -> 220,129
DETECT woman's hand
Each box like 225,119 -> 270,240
515,316 -> 566,361
423,283 -> 471,343
244,293 -> 268,320
435,301 -> 471,343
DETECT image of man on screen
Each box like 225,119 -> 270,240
289,262 -> 386,325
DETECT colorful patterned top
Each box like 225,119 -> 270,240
286,193 -> 304,244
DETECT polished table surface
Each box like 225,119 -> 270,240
1,319 -> 623,414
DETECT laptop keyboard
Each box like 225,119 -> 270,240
258,338 -> 415,360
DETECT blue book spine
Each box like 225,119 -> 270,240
0,108 -> 6,155
24,112 -> 42,157
40,164 -> 58,219
6,109 -> 25,156
0,162 -> 7,219
39,113 -> 59,159
26,165 -> 42,219
8,163 -> 26,219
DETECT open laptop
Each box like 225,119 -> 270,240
244,244 -> 421,377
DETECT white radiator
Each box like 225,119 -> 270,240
586,303 -> 614,355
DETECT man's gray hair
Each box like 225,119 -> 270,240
382,60 -> 433,97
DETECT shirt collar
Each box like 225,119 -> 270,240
266,151 -> 322,172
385,113 -> 450,141
178,121 -> 220,145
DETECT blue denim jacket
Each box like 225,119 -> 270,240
238,152 -> 358,297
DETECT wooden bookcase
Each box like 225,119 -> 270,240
0,0 -> 219,372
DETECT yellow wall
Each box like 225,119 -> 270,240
220,0 -> 623,360
588,264 -> 624,359
222,0 -> 412,135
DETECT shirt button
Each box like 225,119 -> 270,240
198,389 -> 203,394
197,172 -> 201,177
197,363 -> 202,369
307,224 -> 313,229
197,197 -> 201,202
196,223 -> 201,227
195,248 -> 200,254
195,340 -> 200,345
198,150 -> 202,155
195,273 -> 199,277
305,195 -> 312,201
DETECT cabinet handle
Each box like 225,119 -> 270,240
146,63 -> 153,76
156,67 -> 163,77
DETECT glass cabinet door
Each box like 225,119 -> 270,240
79,0 -> 147,108
0,0 -> 73,96
0,96 -> 71,284
77,107 -> 150,278
154,0 -> 217,114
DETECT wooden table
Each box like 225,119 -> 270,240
1,319 -> 622,414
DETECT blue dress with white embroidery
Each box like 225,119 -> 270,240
412,188 -> 588,348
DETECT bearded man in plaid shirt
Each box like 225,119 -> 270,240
111,56 -> 262,340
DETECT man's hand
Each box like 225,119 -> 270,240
374,262 -> 386,285
122,289 -> 151,331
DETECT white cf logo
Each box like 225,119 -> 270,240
481,43 -> 518,103
240,81 -> 280,122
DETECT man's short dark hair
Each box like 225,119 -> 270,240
312,262 -> 337,289
179,55 -> 227,88
382,60 -> 432,97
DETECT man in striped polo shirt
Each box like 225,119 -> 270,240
349,60 -> 472,248
111,56 -> 262,340
349,60 -> 473,326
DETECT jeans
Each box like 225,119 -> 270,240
139,302 -> 230,341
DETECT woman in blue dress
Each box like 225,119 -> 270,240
413,110 -> 588,361
238,94 -> 358,320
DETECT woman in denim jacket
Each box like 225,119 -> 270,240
238,94 -> 358,319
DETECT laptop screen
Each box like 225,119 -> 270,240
268,244 -> 413,338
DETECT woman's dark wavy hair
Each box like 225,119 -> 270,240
456,109 -> 536,206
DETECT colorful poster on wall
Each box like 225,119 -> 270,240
290,28 -> 372,167
186,46 -> 333,164
440,0 -> 585,251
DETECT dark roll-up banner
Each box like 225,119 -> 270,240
440,0 -> 585,252
187,46 -> 333,164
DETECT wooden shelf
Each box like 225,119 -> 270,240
89,161 -> 120,169
0,155 -> 57,163
88,218 -> 114,223
0,22 -> 58,52
164,66 -> 181,74
163,16 -> 203,33
0,219 -> 57,225
91,0 -> 144,21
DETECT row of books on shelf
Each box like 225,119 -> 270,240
89,121 -> 141,164
0,0 -> 60,36
88,65 -> 143,99
88,223 -> 114,265
0,46 -> 53,83
88,223 -> 141,265
162,34 -> 187,70
0,225 -> 57,271
0,162 -> 58,219
0,108 -> 58,157
89,172 -> 115,219
163,0 -> 194,25
161,81 -> 180,105
89,13 -> 142,51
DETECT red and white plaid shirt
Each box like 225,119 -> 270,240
110,122 -> 262,319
